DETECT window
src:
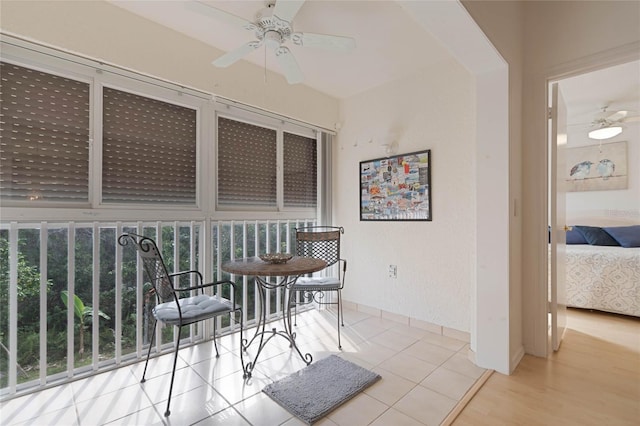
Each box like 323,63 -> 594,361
217,116 -> 317,210
284,132 -> 317,208
217,117 -> 277,207
1,40 -> 325,216
102,87 -> 197,204
0,61 -> 90,203
0,60 -> 200,207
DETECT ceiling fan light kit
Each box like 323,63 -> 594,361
588,125 -> 623,140
584,106 -> 640,140
191,0 -> 356,85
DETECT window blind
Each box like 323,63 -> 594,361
102,87 -> 197,204
217,117 -> 277,207
283,132 -> 317,207
0,61 -> 90,202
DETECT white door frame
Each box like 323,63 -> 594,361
537,43 -> 640,357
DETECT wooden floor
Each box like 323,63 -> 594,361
453,308 -> 640,426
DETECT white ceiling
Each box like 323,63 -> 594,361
560,60 -> 640,128
107,0 -> 453,99
109,0 -> 639,138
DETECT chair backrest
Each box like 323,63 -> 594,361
295,226 -> 344,270
118,233 -> 175,304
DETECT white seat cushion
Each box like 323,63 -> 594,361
153,294 -> 235,325
293,276 -> 341,290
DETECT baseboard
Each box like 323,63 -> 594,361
467,347 -> 477,364
510,345 -> 526,373
344,299 -> 470,343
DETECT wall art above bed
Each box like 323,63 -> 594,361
565,141 -> 627,192
360,149 -> 431,221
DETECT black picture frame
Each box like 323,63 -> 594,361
359,149 -> 432,221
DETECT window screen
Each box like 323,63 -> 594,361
283,132 -> 317,207
102,87 -> 197,204
217,117 -> 277,207
0,61 -> 90,202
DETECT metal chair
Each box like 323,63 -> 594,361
118,233 -> 244,417
292,226 -> 347,349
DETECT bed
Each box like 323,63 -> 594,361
565,244 -> 640,317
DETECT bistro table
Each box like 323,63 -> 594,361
222,256 -> 327,378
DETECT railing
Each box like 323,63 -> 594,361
0,218 -> 316,400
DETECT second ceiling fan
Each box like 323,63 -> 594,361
587,106 -> 640,140
189,0 -> 356,84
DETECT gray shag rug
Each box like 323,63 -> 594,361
263,355 -> 381,425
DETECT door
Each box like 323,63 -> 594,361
549,82 -> 568,352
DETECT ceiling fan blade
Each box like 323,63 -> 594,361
273,0 -> 306,23
623,115 -> 640,123
291,32 -> 356,52
213,42 -> 262,68
186,1 -> 256,31
274,46 -> 303,84
605,110 -> 628,121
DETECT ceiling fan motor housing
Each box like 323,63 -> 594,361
255,4 -> 293,44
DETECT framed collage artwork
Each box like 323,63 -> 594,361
360,149 -> 432,221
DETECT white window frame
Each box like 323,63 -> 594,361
213,104 -> 319,216
94,78 -> 205,210
0,37 -> 209,220
0,56 -> 95,210
0,35 -> 325,223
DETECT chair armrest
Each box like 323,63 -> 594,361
168,270 -> 204,294
169,270 -> 204,283
339,259 -> 347,287
187,279 -> 234,292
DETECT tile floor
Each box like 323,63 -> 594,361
0,307 -> 487,426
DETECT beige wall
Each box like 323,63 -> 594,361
0,0 -> 339,130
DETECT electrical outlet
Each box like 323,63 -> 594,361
388,265 -> 397,279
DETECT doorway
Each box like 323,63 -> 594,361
546,60 -> 640,351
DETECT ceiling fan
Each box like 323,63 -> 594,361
587,106 -> 640,140
567,104 -> 640,140
188,0 -> 356,84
